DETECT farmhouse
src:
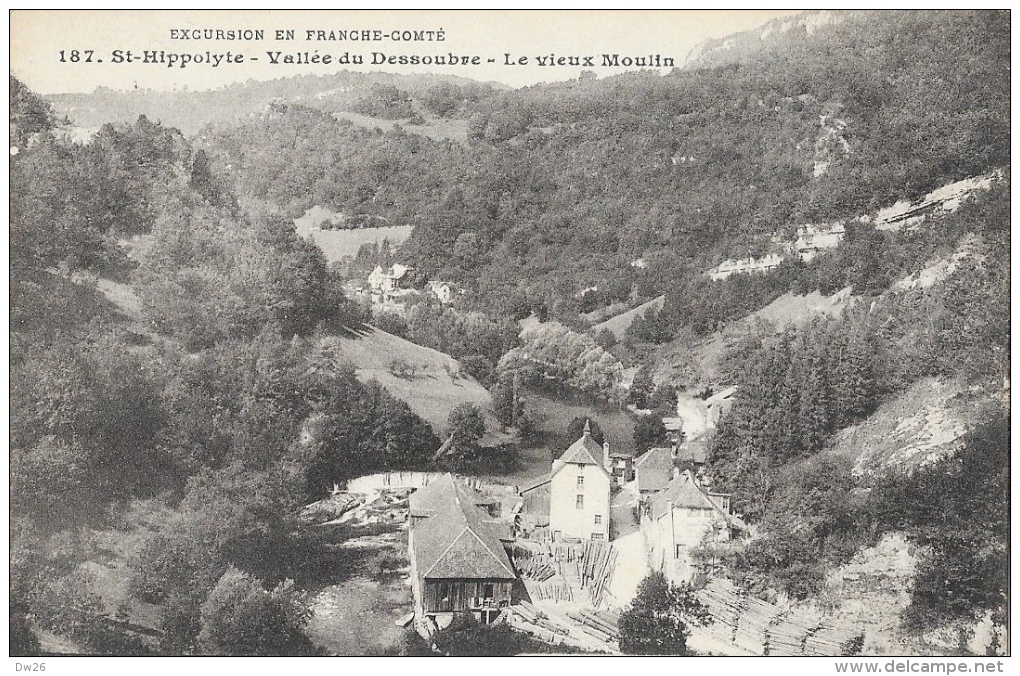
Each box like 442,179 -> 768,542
705,386 -> 738,429
518,421 -> 614,541
368,263 -> 412,300
608,452 -> 634,487
641,469 -> 744,584
408,474 -> 517,625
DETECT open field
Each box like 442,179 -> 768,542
591,295 -> 665,340
333,110 -> 471,142
323,324 -> 497,436
294,206 -> 414,264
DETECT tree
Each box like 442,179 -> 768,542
433,614 -> 525,656
566,416 -> 604,446
491,374 -> 524,429
594,327 -> 618,349
447,403 -> 487,457
618,571 -> 708,655
628,364 -> 654,408
632,414 -> 668,453
195,567 -> 319,656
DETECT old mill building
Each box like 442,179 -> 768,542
408,474 -> 516,625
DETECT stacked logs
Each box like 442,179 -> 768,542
530,579 -> 574,602
576,540 -> 617,608
566,607 -> 620,645
694,579 -> 864,656
510,542 -> 557,581
512,601 -> 573,644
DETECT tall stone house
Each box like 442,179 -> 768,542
548,421 -> 612,541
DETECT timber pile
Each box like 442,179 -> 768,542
695,579 -> 865,656
530,579 -> 574,602
508,613 -> 565,646
510,543 -> 557,581
565,608 -> 620,645
575,540 -> 617,608
513,601 -> 573,638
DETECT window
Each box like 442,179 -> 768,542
483,583 -> 494,599
675,544 -> 686,560
576,494 -> 584,509
576,475 -> 584,487
594,515 -> 602,525
592,533 -> 604,540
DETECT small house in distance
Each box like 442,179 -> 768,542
608,452 -> 635,487
368,263 -> 412,301
408,474 -> 517,625
425,280 -> 458,304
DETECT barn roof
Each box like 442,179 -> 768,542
635,447 -> 674,492
410,474 -> 516,581
519,473 -> 550,494
676,439 -> 709,464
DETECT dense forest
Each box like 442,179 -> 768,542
11,8 -> 1010,657
194,10 -> 1008,326
10,77 -> 444,655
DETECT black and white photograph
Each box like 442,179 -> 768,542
8,9 -> 1011,666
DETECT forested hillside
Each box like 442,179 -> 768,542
10,76 -> 444,656
193,10 -> 1007,326
12,8 -> 1010,657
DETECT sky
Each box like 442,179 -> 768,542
10,10 -> 802,94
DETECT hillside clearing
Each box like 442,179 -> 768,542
294,206 -> 414,264
591,295 -> 665,340
653,287 -> 855,385
321,325 -> 497,437
826,377 -> 982,475
333,110 -> 471,142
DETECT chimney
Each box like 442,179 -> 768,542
603,440 -> 611,472
583,418 -> 591,438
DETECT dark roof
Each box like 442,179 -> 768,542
650,470 -> 744,530
410,474 -> 516,581
410,474 -> 461,518
519,473 -> 550,494
558,434 -> 604,466
635,447 -> 674,492
676,439 -> 709,464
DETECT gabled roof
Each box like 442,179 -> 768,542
705,385 -> 738,405
635,447 -> 674,492
410,474 -> 516,581
549,420 -> 612,481
519,473 -> 550,494
675,439 -> 708,464
650,470 -> 744,530
559,434 -> 603,466
410,473 -> 491,518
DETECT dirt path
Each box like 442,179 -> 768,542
608,483 -> 647,608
